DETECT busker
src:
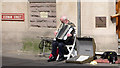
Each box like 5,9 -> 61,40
47,16 -> 76,62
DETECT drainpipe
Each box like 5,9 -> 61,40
77,0 -> 81,37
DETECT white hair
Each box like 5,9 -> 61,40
61,16 -> 68,20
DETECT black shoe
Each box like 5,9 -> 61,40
47,56 -> 56,62
57,57 -> 66,62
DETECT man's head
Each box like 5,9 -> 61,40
60,16 -> 69,24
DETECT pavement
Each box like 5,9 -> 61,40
2,50 -> 120,68
1,44 -> 120,68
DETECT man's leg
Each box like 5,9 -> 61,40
57,42 -> 66,61
51,41 -> 58,57
48,41 -> 58,62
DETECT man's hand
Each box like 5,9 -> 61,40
54,31 -> 57,36
67,33 -> 72,37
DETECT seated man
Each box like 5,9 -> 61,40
47,16 -> 76,62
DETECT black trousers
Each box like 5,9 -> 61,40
51,41 -> 65,58
51,40 -> 73,58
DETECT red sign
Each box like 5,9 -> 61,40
1,13 -> 24,21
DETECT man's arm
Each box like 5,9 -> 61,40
67,22 -> 76,37
54,23 -> 63,36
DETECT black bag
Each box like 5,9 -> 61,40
101,51 -> 117,64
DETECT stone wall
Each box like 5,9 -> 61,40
81,1 -> 118,52
1,0 -> 118,54
2,2 -> 28,52
1,1 -> 56,53
56,0 -> 77,29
